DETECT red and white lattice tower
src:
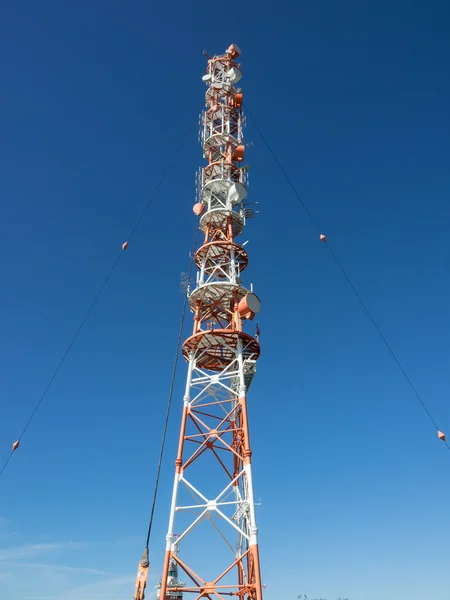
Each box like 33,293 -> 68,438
156,43 -> 263,600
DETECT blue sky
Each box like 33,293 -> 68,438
1,1 -> 450,599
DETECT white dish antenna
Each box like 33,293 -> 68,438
228,182 -> 247,205
228,43 -> 242,57
202,74 -> 211,82
226,67 -> 242,84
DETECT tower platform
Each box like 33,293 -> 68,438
182,330 -> 260,370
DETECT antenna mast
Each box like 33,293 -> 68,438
157,43 -> 263,600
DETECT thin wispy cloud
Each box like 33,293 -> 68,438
0,531 -> 19,541
0,516 -> 17,540
4,561 -> 107,575
0,541 -> 87,561
23,574 -> 138,600
0,520 -> 144,600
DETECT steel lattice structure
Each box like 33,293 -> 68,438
157,44 -> 263,600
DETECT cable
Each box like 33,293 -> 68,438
246,108 -> 450,452
145,220 -> 199,549
0,141 -> 186,479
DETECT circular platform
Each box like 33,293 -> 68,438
202,104 -> 240,133
202,179 -> 232,208
183,330 -> 260,370
201,179 -> 247,209
205,84 -> 238,104
189,282 -> 249,315
195,241 -> 248,273
203,133 -> 240,159
202,160 -> 242,188
200,208 -> 244,237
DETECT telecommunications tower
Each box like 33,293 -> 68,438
157,43 -> 263,600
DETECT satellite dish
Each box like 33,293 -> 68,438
228,182 -> 247,205
212,82 -> 223,90
226,67 -> 242,84
238,293 -> 261,320
202,74 -> 211,82
193,203 -> 206,216
232,145 -> 245,162
227,43 -> 242,58
244,293 -> 261,314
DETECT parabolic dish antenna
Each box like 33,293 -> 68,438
230,43 -> 241,56
228,182 -> 248,205
244,293 -> 261,314
226,67 -> 242,84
